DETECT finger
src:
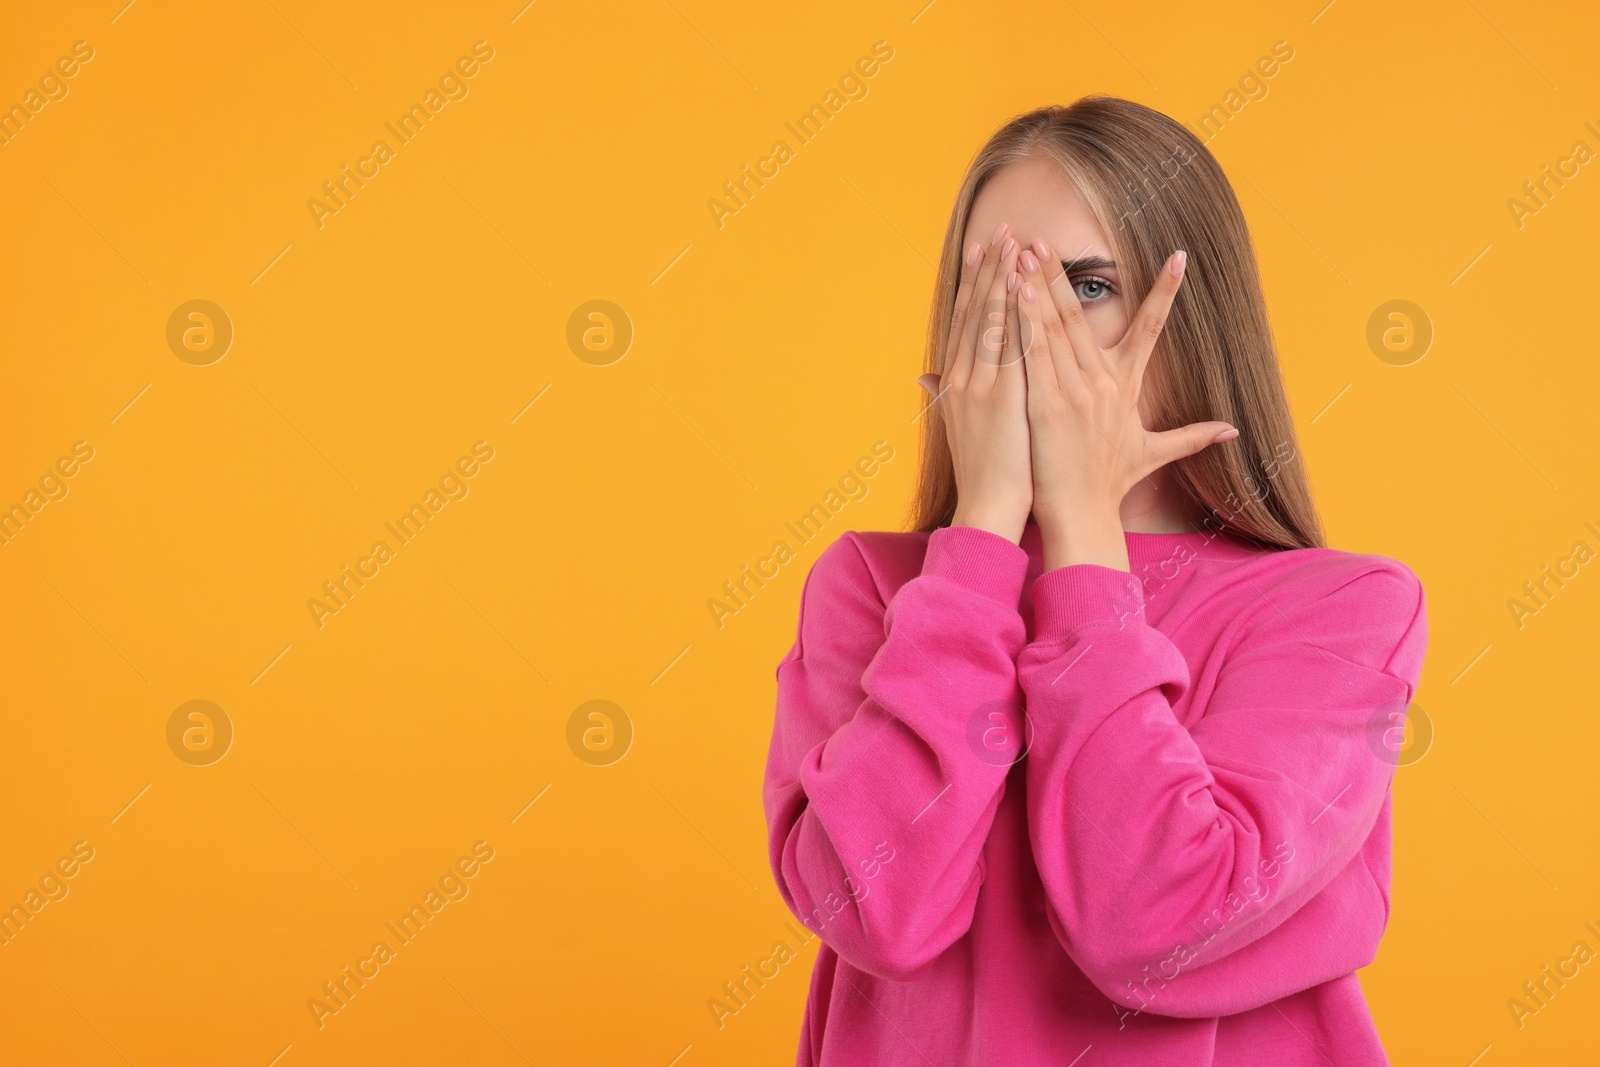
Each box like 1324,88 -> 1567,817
971,232 -> 1020,388
941,241 -> 985,389
1015,263 -> 1058,401
1000,266 -> 1024,375
952,222 -> 1011,388
1034,238 -> 1103,375
1017,245 -> 1075,395
1122,250 -> 1187,380
1147,420 -> 1238,471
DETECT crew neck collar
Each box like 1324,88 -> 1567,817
1018,521 -> 1269,562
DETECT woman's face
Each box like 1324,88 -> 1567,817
961,156 -> 1131,351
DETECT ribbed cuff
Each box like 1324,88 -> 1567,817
1031,564 -> 1146,641
921,525 -> 1030,608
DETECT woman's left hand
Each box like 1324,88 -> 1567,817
1014,241 -> 1237,572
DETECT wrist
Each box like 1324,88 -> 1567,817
1038,508 -> 1128,572
922,524 -> 1030,607
951,504 -> 1026,545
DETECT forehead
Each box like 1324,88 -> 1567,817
961,156 -> 1112,263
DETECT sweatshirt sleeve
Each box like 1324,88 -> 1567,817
1017,554 -> 1427,1018
763,525 -> 1031,980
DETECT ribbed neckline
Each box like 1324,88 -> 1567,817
1017,520 -> 1270,563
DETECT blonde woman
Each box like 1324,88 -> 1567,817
763,97 -> 1426,1065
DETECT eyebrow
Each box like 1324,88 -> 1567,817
1061,255 -> 1117,274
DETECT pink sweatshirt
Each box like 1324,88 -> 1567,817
763,520 -> 1427,1065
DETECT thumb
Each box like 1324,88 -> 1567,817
917,373 -> 941,398
1149,422 -> 1237,468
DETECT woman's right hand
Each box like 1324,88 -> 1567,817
918,222 -> 1032,544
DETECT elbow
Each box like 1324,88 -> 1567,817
1059,901 -> 1382,1020
802,901 -> 964,981
1072,938 -> 1238,1020
831,935 -> 942,982
778,840 -> 986,982
793,873 -> 983,982
1049,907 -> 1214,1017
1070,934 -> 1178,1012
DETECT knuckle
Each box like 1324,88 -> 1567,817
1060,304 -> 1088,329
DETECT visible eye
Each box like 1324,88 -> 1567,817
1072,274 -> 1115,303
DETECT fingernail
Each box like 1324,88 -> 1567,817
992,221 -> 1008,245
1213,426 -> 1239,442
965,242 -> 982,267
1007,271 -> 1019,293
1002,237 -> 1017,259
1021,282 -> 1036,304
1019,249 -> 1038,273
1170,250 -> 1187,277
1032,238 -> 1053,260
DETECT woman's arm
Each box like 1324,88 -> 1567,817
1005,239 -> 1427,1015
763,525 -> 1030,979
1017,557 -> 1426,1016
764,222 -> 1035,980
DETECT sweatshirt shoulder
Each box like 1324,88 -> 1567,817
805,529 -> 931,611
1259,545 -> 1423,609
1232,545 -> 1427,683
779,530 -> 929,671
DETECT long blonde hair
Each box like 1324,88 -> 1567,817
909,97 -> 1324,550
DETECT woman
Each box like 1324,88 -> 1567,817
761,97 -> 1427,1065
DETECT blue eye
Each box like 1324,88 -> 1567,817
1073,275 -> 1114,303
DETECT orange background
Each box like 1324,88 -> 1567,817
1,1 -> 1597,1064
